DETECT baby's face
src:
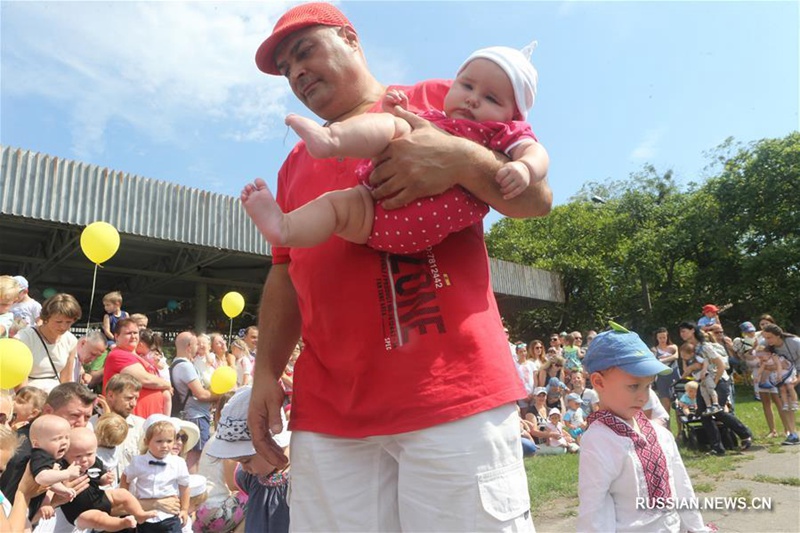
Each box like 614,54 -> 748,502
592,367 -> 653,422
103,301 -> 119,313
567,399 -> 580,410
13,397 -> 36,423
147,430 -> 175,459
36,425 -> 71,459
686,387 -> 698,399
444,58 -> 517,123
65,438 -> 97,473
548,414 -> 561,425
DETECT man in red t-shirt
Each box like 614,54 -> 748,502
245,3 -> 552,531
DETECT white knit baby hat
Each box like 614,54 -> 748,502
457,41 -> 539,119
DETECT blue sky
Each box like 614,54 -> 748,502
2,1 -> 798,228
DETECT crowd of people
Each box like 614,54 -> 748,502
509,305 -> 799,458
1,275 -> 294,532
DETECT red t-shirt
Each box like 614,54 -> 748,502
273,79 -> 525,437
103,347 -> 164,418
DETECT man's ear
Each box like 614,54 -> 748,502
42,404 -> 54,415
339,25 -> 359,50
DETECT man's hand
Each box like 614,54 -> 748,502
247,375 -> 289,468
95,395 -> 110,415
50,475 -> 90,507
369,108 -> 460,210
138,496 -> 181,515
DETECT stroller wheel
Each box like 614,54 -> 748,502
688,431 -> 699,450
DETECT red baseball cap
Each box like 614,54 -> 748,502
255,2 -> 354,75
702,304 -> 719,313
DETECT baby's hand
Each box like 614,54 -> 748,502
52,484 -> 77,501
179,510 -> 189,525
40,504 -> 56,520
381,89 -> 409,113
495,161 -> 531,200
100,471 -> 115,486
65,462 -> 82,480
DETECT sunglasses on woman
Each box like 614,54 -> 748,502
177,432 -> 189,444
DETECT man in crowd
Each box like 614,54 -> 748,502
0,383 -> 94,511
170,331 -> 218,472
91,373 -> 144,476
246,3 -> 551,531
242,326 -> 258,358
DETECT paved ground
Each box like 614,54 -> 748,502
534,444 -> 800,532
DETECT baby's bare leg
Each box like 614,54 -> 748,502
286,113 -> 411,159
106,488 -> 159,523
284,185 -> 375,246
75,510 -> 137,532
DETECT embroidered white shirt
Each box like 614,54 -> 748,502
577,416 -> 709,532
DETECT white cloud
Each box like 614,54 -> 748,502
1,1 -> 297,158
630,128 -> 664,161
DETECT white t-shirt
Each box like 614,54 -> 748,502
124,452 -> 190,523
16,327 -> 77,393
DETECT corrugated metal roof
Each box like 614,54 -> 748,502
0,145 -> 269,255
1,144 -> 562,303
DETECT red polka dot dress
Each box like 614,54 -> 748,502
357,109 -> 537,253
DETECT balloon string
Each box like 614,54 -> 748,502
228,318 -> 234,348
87,263 -> 99,332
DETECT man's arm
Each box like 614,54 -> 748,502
186,378 -> 218,402
247,264 -> 300,467
121,363 -> 171,390
369,107 -> 552,218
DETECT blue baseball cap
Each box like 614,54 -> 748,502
583,328 -> 672,377
739,321 -> 756,333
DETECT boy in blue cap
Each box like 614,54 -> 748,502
577,325 -> 709,532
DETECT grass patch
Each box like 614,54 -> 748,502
693,482 -> 715,493
525,453 -> 579,513
730,488 -> 752,499
767,446 -> 786,454
751,474 -> 800,487
681,451 -> 752,477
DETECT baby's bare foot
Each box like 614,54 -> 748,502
241,178 -> 289,246
285,113 -> 337,158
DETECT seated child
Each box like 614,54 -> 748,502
102,291 -> 129,347
679,343 -> 722,416
545,375 -> 568,410
242,45 -> 547,254
678,381 -> 699,416
544,408 -> 580,453
563,393 -> 586,440
577,326 -> 709,532
12,386 -> 47,430
53,427 -> 157,531
121,419 -> 191,532
95,412 -> 130,481
28,415 -> 82,500
768,353 -> 798,411
206,386 -> 290,533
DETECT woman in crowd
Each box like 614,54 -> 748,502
515,343 -> 537,413
755,314 -> 783,437
527,340 -> 547,388
210,333 -> 236,368
16,294 -> 82,393
537,356 -> 565,396
103,318 -> 172,418
760,323 -> 800,446
651,327 -> 680,422
524,388 -> 571,455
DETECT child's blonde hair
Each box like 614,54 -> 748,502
15,386 -> 48,415
95,413 -> 129,448
141,420 -> 175,453
0,275 -> 21,300
0,424 -> 21,458
685,381 -> 699,392
103,291 -> 123,305
231,339 -> 248,353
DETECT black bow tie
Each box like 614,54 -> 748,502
149,460 -> 167,466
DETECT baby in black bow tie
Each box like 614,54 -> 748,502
121,420 -> 191,532
45,427 -> 158,530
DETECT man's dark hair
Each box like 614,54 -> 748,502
45,382 -> 97,410
106,373 -> 142,394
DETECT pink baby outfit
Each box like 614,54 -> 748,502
356,109 -> 537,254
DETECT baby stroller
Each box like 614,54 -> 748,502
672,379 -> 738,451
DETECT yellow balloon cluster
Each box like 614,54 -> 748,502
80,221 -> 120,264
0,338 -> 34,389
221,291 -> 245,318
210,366 -> 237,395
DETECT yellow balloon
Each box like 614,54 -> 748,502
80,221 -> 120,264
221,291 -> 245,318
0,338 -> 34,389
210,366 -> 238,395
